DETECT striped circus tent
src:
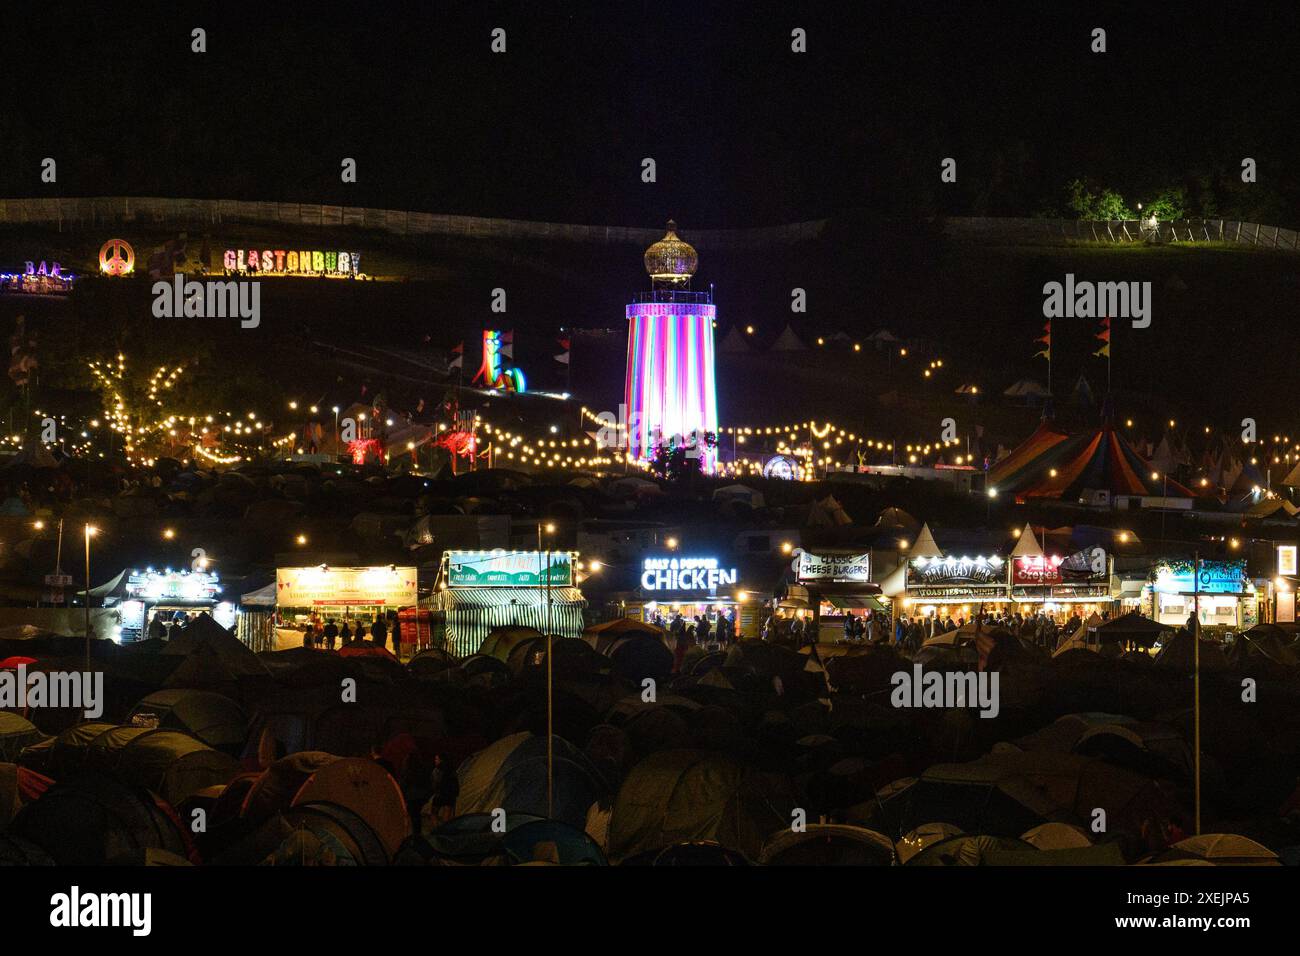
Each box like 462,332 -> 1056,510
987,424 -> 1193,500
987,419 -> 1070,480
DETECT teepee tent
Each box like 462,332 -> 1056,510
911,523 -> 943,558
719,325 -> 751,353
769,325 -> 808,351
1010,524 -> 1044,558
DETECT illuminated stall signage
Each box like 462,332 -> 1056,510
125,569 -> 221,602
277,566 -> 418,606
1012,548 -> 1107,587
1278,544 -> 1297,577
641,556 -> 737,592
1152,560 -> 1248,596
1,260 -> 75,294
223,248 -> 361,276
907,555 -> 1006,588
445,551 -> 572,588
797,551 -> 871,584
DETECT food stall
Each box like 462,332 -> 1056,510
428,550 -> 586,656
274,565 -> 419,647
618,554 -> 764,640
1144,559 -> 1258,630
793,549 -> 887,641
1010,547 -> 1112,619
902,553 -> 1010,619
95,568 -> 234,643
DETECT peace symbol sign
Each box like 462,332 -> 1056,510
98,238 -> 135,276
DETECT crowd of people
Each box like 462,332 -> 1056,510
300,612 -> 402,654
750,607 -> 1114,657
648,610 -> 739,672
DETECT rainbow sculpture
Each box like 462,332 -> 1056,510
474,329 -> 526,392
624,222 -> 719,470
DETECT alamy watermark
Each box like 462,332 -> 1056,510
1043,273 -> 1151,328
152,272 -> 260,328
0,664 -> 103,718
50,887 -> 151,936
890,663 -> 1000,718
593,403 -> 710,459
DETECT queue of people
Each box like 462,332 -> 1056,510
301,612 -> 402,655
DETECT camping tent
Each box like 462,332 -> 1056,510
455,731 -> 605,828
606,749 -> 796,863
129,689 -> 247,752
1088,612 -> 1169,648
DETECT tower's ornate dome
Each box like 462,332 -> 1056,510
643,219 -> 698,284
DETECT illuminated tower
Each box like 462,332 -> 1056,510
624,220 -> 719,470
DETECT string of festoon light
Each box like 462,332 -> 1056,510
479,420 -> 623,470
82,355 -> 267,466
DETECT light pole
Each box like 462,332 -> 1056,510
1193,550 -> 1202,835
84,524 -> 97,670
538,520 -> 557,818
332,406 -> 340,452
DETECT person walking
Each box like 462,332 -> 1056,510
697,614 -> 712,647
323,618 -> 339,651
371,615 -> 389,651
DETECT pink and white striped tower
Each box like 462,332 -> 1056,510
624,221 -> 719,471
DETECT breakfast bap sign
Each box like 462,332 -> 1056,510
224,248 -> 361,276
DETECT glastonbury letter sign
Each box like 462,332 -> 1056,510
223,248 -> 361,276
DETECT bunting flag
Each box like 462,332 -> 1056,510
499,330 -> 514,361
1094,317 -> 1111,358
1033,321 -> 1051,361
448,341 -> 464,370
8,315 -> 38,386
554,334 -> 571,365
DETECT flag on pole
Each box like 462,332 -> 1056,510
1033,321 -> 1051,361
448,341 -> 464,370
1093,317 -> 1111,357
554,335 -> 571,365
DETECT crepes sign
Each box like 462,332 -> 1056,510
1012,548 -> 1108,587
797,551 -> 871,584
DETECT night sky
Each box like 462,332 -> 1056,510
3,1 -> 1299,227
